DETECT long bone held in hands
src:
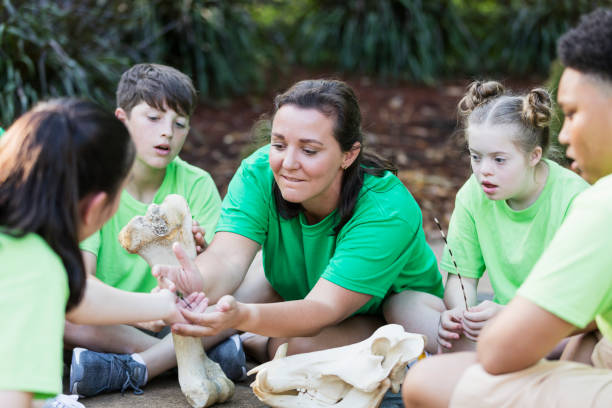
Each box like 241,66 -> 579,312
118,194 -> 234,408
248,324 -> 425,408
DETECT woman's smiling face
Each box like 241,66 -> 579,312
269,104 -> 350,215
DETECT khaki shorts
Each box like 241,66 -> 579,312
450,337 -> 612,408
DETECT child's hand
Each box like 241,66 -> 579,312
437,307 -> 465,350
192,220 -> 207,255
172,294 -> 243,337
462,300 -> 503,341
151,242 -> 205,295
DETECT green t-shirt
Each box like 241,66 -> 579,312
0,232 -> 68,399
81,157 -> 222,292
519,174 -> 612,341
441,160 -> 588,304
0,127 -> 4,137
216,146 -> 443,314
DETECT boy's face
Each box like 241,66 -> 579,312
116,102 -> 189,170
558,68 -> 612,183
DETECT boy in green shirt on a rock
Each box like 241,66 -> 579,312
403,8 -> 612,408
66,64 -> 246,398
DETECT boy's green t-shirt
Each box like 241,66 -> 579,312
519,173 -> 612,341
441,160 -> 588,304
216,146 -> 444,314
0,232 -> 68,399
81,157 -> 222,293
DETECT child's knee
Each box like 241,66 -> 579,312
402,361 -> 436,407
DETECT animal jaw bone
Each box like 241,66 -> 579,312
119,194 -> 234,408
248,324 -> 424,408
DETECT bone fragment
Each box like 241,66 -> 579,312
248,324 -> 424,408
119,194 -> 234,407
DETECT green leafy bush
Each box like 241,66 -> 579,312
0,0 -> 269,125
0,0 -> 136,125
288,0 -> 473,83
458,0 -> 611,76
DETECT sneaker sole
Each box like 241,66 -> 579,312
70,348 -> 87,396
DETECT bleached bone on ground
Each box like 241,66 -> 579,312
248,324 -> 425,408
119,194 -> 234,408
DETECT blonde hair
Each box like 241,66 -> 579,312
458,80 -> 553,157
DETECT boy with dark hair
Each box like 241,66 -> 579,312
66,63 -> 246,397
401,8 -> 612,407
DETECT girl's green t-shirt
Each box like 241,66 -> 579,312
0,232 -> 68,399
441,160 -> 589,304
216,145 -> 444,314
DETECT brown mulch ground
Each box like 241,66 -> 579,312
183,70 -> 541,238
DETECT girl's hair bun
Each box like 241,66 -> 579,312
522,88 -> 552,129
458,80 -> 505,120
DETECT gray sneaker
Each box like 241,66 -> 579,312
208,334 -> 248,382
69,348 -> 147,397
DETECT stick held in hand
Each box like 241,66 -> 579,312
434,217 -> 469,311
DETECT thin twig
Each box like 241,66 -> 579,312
434,218 -> 469,311
176,291 -> 192,310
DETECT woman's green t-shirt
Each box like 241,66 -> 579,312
216,145 -> 444,314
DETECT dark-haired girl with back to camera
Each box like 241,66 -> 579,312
153,79 -> 446,360
0,99 -> 192,408
437,81 -> 589,352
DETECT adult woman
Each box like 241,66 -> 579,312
156,79 -> 444,356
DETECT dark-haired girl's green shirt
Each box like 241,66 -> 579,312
0,232 -> 68,399
216,145 -> 443,314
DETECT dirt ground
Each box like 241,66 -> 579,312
183,70 -> 541,238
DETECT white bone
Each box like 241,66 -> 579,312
119,194 -> 234,408
247,324 -> 424,408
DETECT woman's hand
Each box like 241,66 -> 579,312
151,242 -> 205,295
462,300 -> 503,341
192,220 -> 207,255
437,307 -> 465,350
172,294 -> 248,337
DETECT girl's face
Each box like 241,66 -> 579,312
467,124 -> 541,209
269,105 -> 355,218
78,177 -> 129,241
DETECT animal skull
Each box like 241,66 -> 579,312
119,194 -> 234,408
248,324 -> 424,408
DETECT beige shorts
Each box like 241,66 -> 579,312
450,337 -> 612,408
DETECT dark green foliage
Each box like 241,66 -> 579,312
289,0 -> 473,83
459,0 -> 612,76
0,0 -> 268,125
0,0 -> 136,125
144,1 -> 269,99
1,0 -> 611,126
283,0 -> 609,81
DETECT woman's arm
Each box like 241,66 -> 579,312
172,278 -> 372,338
152,231 -> 261,304
65,278 -> 184,325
